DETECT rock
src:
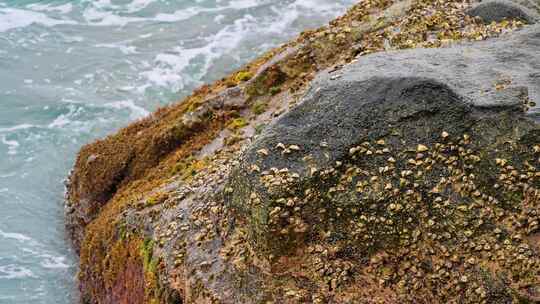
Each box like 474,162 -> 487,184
467,0 -> 539,24
67,1 -> 540,303
230,23 -> 540,301
86,154 -> 98,165
231,22 -> 540,268
182,87 -> 246,128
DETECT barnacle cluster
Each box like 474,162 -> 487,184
249,132 -> 540,302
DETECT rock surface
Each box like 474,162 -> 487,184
467,0 -> 539,24
232,20 -> 540,278
65,0 -> 540,303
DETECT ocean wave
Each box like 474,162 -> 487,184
0,7 -> 75,33
0,229 -> 32,243
138,0 -> 354,93
40,255 -> 70,269
82,6 -> 145,27
27,3 -> 74,15
104,100 -> 150,120
0,124 -> 35,133
0,265 -> 36,279
47,104 -> 84,129
95,43 -> 138,55
125,0 -> 157,13
1,135 -> 20,155
140,12 -> 259,91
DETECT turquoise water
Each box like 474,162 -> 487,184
0,0 -> 354,302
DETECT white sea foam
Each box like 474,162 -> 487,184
48,105 -> 81,129
153,0 -> 259,23
141,13 -> 258,91
0,265 -> 36,279
82,7 -> 144,26
27,3 -> 74,15
48,115 -> 71,129
226,0 -> 260,10
214,14 -> 226,23
105,100 -> 149,120
0,8 -> 75,32
139,0 -> 354,93
95,43 -> 138,55
0,230 -> 32,242
153,7 -> 204,22
0,173 -> 15,178
125,0 -> 157,13
0,124 -> 34,133
80,0 -> 262,28
1,135 -> 20,155
141,49 -> 201,90
40,255 -> 69,269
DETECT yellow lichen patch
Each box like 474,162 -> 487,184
227,117 -> 248,130
146,191 -> 169,207
235,71 -> 254,83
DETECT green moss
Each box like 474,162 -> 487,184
148,256 -> 159,274
246,66 -> 287,97
251,101 -> 268,115
235,71 -> 254,83
141,237 -> 154,271
269,86 -> 281,96
254,123 -> 267,135
118,223 -> 127,241
146,191 -> 168,206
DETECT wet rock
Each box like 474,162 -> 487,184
467,0 -> 539,24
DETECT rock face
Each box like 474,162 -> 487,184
229,25 -> 540,302
467,0 -> 539,24
66,1 -> 540,303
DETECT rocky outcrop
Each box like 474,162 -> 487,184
467,0 -> 539,24
230,24 -> 540,302
65,0 -> 540,303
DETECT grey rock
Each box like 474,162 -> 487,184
467,0 -> 539,24
230,25 -> 540,255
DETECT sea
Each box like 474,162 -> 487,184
0,0 -> 355,303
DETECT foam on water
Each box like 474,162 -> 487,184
0,265 -> 36,280
0,230 -> 32,243
0,7 -> 75,32
0,0 -> 355,302
27,3 -> 73,14
1,136 -> 20,155
104,100 -> 150,120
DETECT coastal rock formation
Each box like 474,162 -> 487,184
467,0 -> 539,24
231,24 -> 540,301
65,0 -> 540,303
